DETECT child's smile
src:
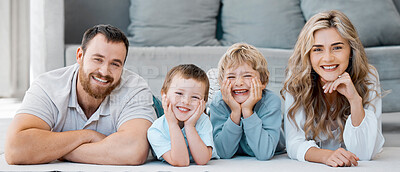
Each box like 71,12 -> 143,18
165,75 -> 206,122
225,63 -> 261,104
176,105 -> 191,113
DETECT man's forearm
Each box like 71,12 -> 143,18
5,129 -> 93,164
63,130 -> 149,165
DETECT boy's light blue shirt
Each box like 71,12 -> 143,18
210,89 -> 285,160
147,113 -> 219,161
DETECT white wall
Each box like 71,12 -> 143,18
0,0 -> 30,98
30,0 -> 65,82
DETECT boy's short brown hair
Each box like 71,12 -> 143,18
218,43 -> 270,86
161,64 -> 210,101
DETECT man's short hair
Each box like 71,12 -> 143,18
161,64 -> 210,102
81,24 -> 129,63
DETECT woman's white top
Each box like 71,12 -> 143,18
284,69 -> 384,161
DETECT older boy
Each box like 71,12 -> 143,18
210,43 -> 285,160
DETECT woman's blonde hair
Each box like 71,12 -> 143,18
281,10 -> 378,142
218,43 -> 269,86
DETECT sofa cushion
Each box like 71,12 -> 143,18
394,0 -> 400,13
127,0 -> 220,47
64,0 -> 131,44
366,46 -> 400,81
381,79 -> 400,112
220,0 -> 305,49
301,0 -> 400,47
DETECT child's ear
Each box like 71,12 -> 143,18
262,84 -> 267,90
161,92 -> 166,100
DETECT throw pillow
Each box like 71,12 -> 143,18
220,0 -> 305,49
152,95 -> 164,118
301,0 -> 400,47
394,0 -> 400,13
128,0 -> 220,46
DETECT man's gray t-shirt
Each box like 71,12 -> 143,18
17,63 -> 156,135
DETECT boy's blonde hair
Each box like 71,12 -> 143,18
218,43 -> 269,85
161,64 -> 210,102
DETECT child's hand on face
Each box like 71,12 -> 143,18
184,100 -> 205,128
221,79 -> 241,113
241,77 -> 264,118
162,94 -> 179,126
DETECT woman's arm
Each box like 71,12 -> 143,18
284,92 -> 319,161
284,93 -> 359,167
343,69 -> 384,160
305,147 -> 358,167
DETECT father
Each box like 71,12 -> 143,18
5,24 -> 156,165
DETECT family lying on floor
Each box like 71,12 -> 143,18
4,10 -> 384,167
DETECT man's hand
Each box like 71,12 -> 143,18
88,130 -> 107,143
58,119 -> 152,165
61,129 -> 106,161
241,77 -> 263,118
5,114 -> 97,164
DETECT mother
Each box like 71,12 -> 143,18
281,10 -> 384,167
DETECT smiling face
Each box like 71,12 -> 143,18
164,75 -> 206,122
224,63 -> 263,104
77,34 -> 126,99
310,27 -> 351,83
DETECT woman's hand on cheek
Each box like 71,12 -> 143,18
162,94 -> 179,126
241,77 -> 263,118
323,72 -> 360,101
184,100 -> 205,127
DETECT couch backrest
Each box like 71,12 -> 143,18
64,0 -> 131,44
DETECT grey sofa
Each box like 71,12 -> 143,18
60,0 -> 400,112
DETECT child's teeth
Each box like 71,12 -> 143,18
178,107 -> 189,111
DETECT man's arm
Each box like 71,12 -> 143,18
5,114 -> 101,165
62,118 -> 152,165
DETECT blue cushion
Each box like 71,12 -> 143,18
128,0 -> 220,46
220,0 -> 305,49
152,95 -> 164,118
301,0 -> 400,47
394,0 -> 400,14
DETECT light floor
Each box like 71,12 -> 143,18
1,98 -> 399,147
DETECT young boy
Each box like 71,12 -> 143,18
147,64 -> 219,166
210,43 -> 285,160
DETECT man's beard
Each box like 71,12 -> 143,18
78,65 -> 121,99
